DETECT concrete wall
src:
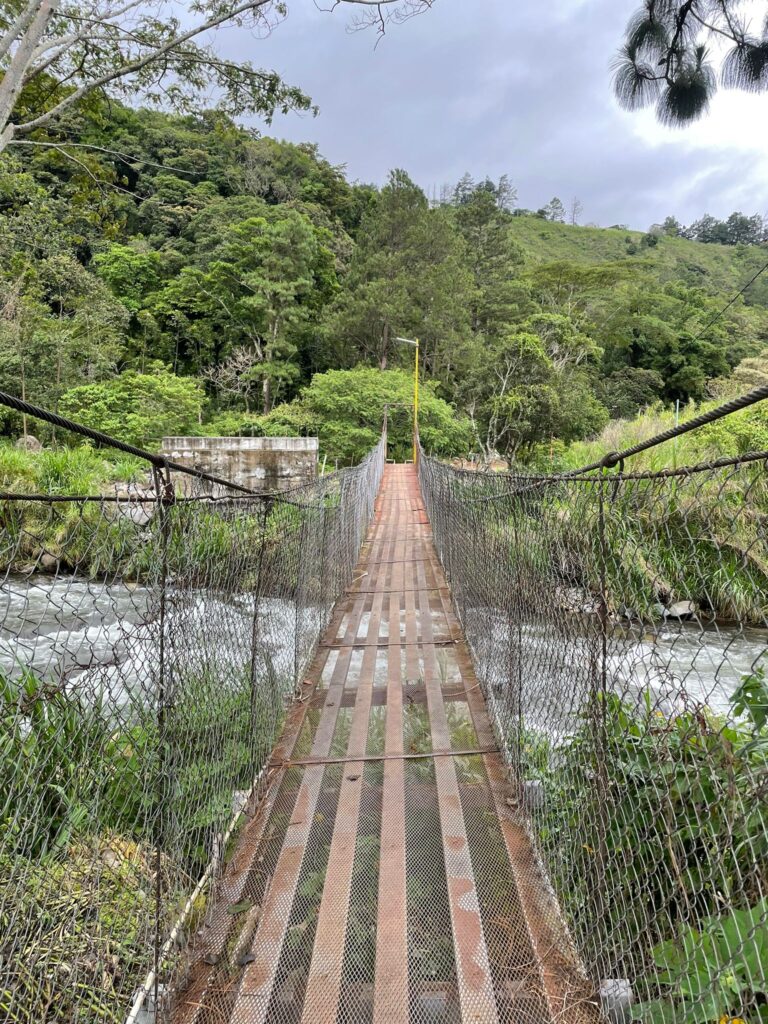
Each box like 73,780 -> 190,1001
161,436 -> 319,493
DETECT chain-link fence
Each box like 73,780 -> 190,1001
0,431 -> 384,1024
419,448 -> 768,1024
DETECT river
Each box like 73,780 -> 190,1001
0,575 -> 310,711
465,607 -> 768,740
2,578 -> 766,733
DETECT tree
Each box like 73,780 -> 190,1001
599,366 -> 665,419
569,197 -> 584,226
0,0 -> 434,153
261,367 -> 472,464
496,174 -> 517,212
323,169 -> 474,379
0,254 -> 126,426
59,363 -> 204,447
453,172 -> 476,206
661,216 -> 682,237
543,197 -> 566,223
461,329 -> 607,459
453,184 -> 525,339
201,346 -> 263,412
159,206 -> 338,411
92,244 -> 162,314
596,281 -> 748,403
684,211 -> 765,245
684,214 -> 729,245
614,1 -> 768,126
723,211 -> 765,245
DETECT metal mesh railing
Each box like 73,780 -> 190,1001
419,447 -> 768,1024
0,428 -> 384,1024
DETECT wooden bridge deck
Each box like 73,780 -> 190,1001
173,464 -> 598,1024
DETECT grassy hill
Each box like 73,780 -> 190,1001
508,215 -> 768,309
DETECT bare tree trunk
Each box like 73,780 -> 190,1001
20,353 -> 27,440
262,375 -> 271,415
0,0 -> 60,153
380,321 -> 389,370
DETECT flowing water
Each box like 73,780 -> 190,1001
466,606 -> 768,741
3,578 -> 766,735
0,575 -> 305,712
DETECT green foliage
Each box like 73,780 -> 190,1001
2,94 -> 768,466
536,688 -> 768,1021
462,318 -> 608,457
560,398 -> 768,476
92,244 -> 163,314
731,668 -> 768,734
1,670 -> 116,859
0,839 -> 154,1023
262,367 -> 472,464
59,364 -> 204,449
614,2 -> 768,127
637,901 -> 768,1023
0,659 -> 284,1021
522,436 -> 768,624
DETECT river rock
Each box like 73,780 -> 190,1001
555,586 -> 600,615
15,434 -> 42,452
664,600 -> 697,620
38,552 -> 60,572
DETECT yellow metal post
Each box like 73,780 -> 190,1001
413,339 -> 419,464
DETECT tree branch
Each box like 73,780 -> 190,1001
0,0 -> 47,62
3,0 -> 274,140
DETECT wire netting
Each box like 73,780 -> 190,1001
0,434 -> 384,1024
418,448 -> 768,1024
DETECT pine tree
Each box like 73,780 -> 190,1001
614,1 -> 768,126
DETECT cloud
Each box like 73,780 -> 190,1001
216,0 -> 768,229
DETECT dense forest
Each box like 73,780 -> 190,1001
2,95 -> 768,467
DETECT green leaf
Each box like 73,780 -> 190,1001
227,899 -> 254,916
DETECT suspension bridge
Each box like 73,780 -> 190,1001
0,390 -> 766,1024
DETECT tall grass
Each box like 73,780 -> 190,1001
0,442 -> 145,494
539,399 -> 768,475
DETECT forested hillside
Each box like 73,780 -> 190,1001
2,96 -> 768,465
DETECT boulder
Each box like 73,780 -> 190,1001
15,434 -> 42,452
38,552 -> 59,572
664,600 -> 698,621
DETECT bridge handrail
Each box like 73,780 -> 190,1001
0,411 -> 385,1023
418,430 -> 768,1024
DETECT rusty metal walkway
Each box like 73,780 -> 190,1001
173,465 -> 597,1024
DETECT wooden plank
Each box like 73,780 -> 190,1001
372,580 -> 409,1023
422,636 -> 500,1024
299,644 -> 376,1023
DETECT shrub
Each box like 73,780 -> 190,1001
535,683 -> 768,1022
60,364 -> 204,450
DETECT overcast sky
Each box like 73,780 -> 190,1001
217,0 -> 768,230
